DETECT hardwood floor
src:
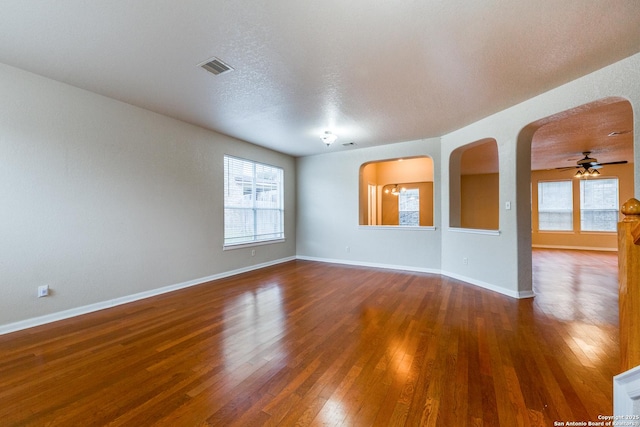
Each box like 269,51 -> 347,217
0,250 -> 618,426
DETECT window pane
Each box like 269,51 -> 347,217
224,155 -> 284,246
255,209 -> 283,241
399,188 -> 419,226
538,181 -> 572,231
580,178 -> 619,232
223,208 -> 255,245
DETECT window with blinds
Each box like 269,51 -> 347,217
223,155 -> 284,247
538,180 -> 573,231
580,178 -> 619,232
398,188 -> 420,226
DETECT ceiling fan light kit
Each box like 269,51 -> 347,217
556,151 -> 627,178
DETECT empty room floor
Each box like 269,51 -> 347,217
0,249 -> 619,426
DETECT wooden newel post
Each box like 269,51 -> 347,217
619,198 -> 640,372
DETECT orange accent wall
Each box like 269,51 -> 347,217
381,182 -> 434,226
460,173 -> 499,229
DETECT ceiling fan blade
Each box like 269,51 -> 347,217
598,160 -> 628,166
553,166 -> 579,171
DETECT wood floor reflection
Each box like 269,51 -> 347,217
0,250 -> 619,426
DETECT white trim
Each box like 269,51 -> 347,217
223,238 -> 286,251
297,256 -> 532,299
532,244 -> 617,252
448,227 -> 501,236
296,255 -> 440,274
358,225 -> 437,231
614,364 -> 640,416
0,256 -> 295,336
441,270 -> 534,299
535,231 -> 575,235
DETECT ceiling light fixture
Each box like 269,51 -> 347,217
321,131 -> 337,146
574,167 -> 601,178
384,184 -> 407,196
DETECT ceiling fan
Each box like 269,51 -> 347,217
556,151 -> 627,177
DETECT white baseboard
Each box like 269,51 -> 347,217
296,256 -> 532,299
1,254 -> 536,335
0,256 -> 296,336
532,244 -> 617,252
295,255 -> 441,275
441,270 -> 535,299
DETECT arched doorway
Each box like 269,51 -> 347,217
516,97 -> 634,299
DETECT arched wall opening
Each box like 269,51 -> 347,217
449,138 -> 499,230
516,96 -> 635,291
359,156 -> 434,227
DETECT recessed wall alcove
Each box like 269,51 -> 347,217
449,138 -> 499,230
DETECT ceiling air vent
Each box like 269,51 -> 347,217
199,57 -> 234,76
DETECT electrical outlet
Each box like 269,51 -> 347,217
345,246 -> 350,253
463,257 -> 468,265
37,285 -> 49,298
251,249 -> 255,257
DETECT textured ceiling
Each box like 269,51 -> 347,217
532,99 -> 634,170
1,1 -> 639,157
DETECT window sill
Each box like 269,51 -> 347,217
358,226 -> 437,231
536,230 -> 616,234
448,227 -> 500,236
223,238 -> 286,251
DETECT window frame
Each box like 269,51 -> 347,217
579,177 -> 619,232
537,180 -> 574,232
223,155 -> 285,249
398,188 -> 420,226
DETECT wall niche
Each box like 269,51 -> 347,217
449,138 -> 499,230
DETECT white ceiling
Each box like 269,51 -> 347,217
1,1 -> 640,157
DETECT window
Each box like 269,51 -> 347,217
538,181 -> 573,231
399,188 -> 419,226
223,155 -> 284,247
580,178 -> 619,232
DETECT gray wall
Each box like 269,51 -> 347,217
296,139 -> 442,272
0,63 -> 296,331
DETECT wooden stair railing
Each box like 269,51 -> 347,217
619,197 -> 640,372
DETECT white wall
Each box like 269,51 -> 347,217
296,139 -> 442,272
441,52 -> 640,297
0,63 -> 296,331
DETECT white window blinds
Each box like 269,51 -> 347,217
580,178 -> 619,232
399,188 -> 420,226
223,155 -> 284,246
538,180 -> 573,231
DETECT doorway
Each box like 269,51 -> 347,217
523,97 -> 634,294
